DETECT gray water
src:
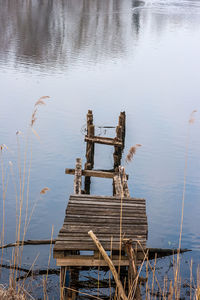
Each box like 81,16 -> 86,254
0,0 -> 200,298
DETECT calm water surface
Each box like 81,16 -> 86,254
0,0 -> 200,297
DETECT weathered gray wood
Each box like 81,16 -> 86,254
66,168 -> 129,180
113,125 -> 123,171
58,233 -> 147,240
69,198 -> 145,204
66,169 -> 114,179
64,212 -> 147,220
118,111 -> 126,148
119,166 -> 130,198
69,194 -> 145,202
114,174 -> 122,196
56,236 -> 146,242
73,158 -> 82,195
56,257 -> 130,267
69,198 -> 145,205
54,240 -> 146,251
124,240 -> 142,300
85,136 -> 122,146
64,217 -> 147,224
54,192 -> 147,260
60,225 -> 148,233
84,110 -> 95,194
0,239 -> 56,249
66,208 -> 146,216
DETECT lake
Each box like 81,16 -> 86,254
0,0 -> 200,298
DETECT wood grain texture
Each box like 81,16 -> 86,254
85,136 -> 123,146
53,194 -> 147,256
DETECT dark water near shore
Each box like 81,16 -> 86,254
0,0 -> 200,298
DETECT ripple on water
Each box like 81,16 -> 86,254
140,0 -> 200,15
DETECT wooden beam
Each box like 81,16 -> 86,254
66,168 -> 129,180
85,136 -> 123,146
56,257 -> 129,267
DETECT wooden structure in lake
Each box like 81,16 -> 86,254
53,110 -> 148,299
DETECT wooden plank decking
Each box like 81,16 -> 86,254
53,194 -> 148,262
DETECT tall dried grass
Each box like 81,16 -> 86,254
0,97 -> 51,299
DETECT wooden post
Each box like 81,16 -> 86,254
84,110 -> 95,194
123,239 -> 141,300
88,230 -> 128,300
69,268 -> 79,300
60,266 -> 66,300
119,166 -> 130,198
113,174 -> 123,197
118,112 -> 126,149
114,166 -> 130,197
113,125 -> 122,171
74,158 -> 82,195
113,122 -> 123,195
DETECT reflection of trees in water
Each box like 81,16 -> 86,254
0,0 -> 199,70
0,0 -> 137,69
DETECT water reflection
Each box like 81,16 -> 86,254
1,0 -> 200,73
0,0 -> 134,70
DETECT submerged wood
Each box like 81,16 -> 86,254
148,247 -> 191,260
88,230 -> 128,300
0,263 -> 59,281
0,238 -> 189,261
0,239 -> 56,249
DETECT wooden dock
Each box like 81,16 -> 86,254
53,110 -> 148,299
54,194 -> 147,266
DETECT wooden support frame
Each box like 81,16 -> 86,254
84,110 -> 95,194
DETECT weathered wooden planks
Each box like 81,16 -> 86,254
53,194 -> 147,257
56,257 -> 130,267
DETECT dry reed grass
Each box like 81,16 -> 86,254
125,144 -> 142,163
0,285 -> 27,300
0,97 -> 51,299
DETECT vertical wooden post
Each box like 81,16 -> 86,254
60,266 -> 66,300
119,166 -> 130,198
74,158 -> 82,195
84,110 -> 95,194
113,120 -> 123,195
124,240 -> 141,300
69,268 -> 79,300
113,125 -> 122,170
119,112 -> 126,149
114,166 -> 130,197
113,174 -> 123,197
